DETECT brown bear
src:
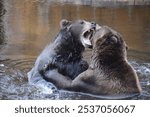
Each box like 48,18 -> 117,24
45,26 -> 142,96
27,19 -> 100,91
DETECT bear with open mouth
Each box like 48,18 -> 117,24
45,26 -> 142,96
27,19 -> 100,90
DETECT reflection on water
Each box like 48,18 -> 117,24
0,0 -> 150,99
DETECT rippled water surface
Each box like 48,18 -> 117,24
0,0 -> 150,100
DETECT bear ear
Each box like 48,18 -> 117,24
110,35 -> 118,44
60,19 -> 72,29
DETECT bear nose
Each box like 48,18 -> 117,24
91,22 -> 96,29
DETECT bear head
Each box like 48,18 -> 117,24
60,19 -> 101,48
91,26 -> 128,66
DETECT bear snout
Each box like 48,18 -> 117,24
91,22 -> 96,30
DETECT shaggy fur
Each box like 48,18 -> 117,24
27,19 -> 97,89
41,27 -> 87,79
45,26 -> 142,96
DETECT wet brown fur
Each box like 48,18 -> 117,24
45,26 -> 142,96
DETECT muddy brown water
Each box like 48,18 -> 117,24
0,0 -> 150,99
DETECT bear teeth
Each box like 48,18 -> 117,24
83,29 -> 94,39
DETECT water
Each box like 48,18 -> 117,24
0,0 -> 150,100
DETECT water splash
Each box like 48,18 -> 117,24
0,58 -> 60,99
130,61 -> 150,77
0,58 -> 150,99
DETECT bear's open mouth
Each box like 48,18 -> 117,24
83,28 -> 95,40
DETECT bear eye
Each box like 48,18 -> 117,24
80,21 -> 84,24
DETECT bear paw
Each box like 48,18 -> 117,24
80,60 -> 89,71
